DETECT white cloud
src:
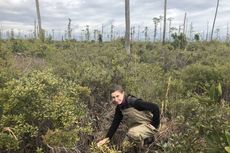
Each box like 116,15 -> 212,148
0,0 -> 229,40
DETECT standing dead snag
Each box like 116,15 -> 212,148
162,0 -> 167,45
183,12 -> 187,35
153,17 -> 160,42
211,0 -> 220,41
35,0 -> 44,41
125,0 -> 130,54
67,18 -> 72,40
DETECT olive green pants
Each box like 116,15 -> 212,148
122,123 -> 157,152
127,123 -> 157,142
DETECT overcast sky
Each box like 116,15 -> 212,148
0,0 -> 230,40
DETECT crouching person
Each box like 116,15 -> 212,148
97,85 -> 160,151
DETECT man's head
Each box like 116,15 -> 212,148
110,84 -> 125,105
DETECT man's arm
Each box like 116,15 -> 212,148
106,106 -> 123,140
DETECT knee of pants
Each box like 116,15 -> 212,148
127,128 -> 143,141
127,124 -> 157,141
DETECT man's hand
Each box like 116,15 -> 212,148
97,138 -> 110,147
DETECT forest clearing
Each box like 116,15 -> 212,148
0,38 -> 230,153
0,0 -> 230,153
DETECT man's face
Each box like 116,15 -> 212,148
111,90 -> 124,105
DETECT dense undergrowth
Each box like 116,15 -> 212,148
0,38 -> 229,153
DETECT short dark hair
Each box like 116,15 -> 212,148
110,84 -> 124,93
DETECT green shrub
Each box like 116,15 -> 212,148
181,64 -> 222,94
10,40 -> 27,53
0,70 -> 91,152
171,33 -> 187,49
165,98 -> 230,153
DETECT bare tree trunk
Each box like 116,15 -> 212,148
206,21 -> 209,41
211,0 -> 220,41
0,24 -> 3,40
34,20 -> 37,38
52,29 -> 54,40
137,25 -> 140,41
131,26 -> 135,42
85,25 -> 90,41
159,16 -> 163,41
144,26 -> 148,42
162,0 -> 167,45
111,24 -> 114,41
153,17 -> 160,42
67,18 -> 72,40
226,22 -> 229,42
35,0 -> 44,41
125,0 -> 130,54
167,17 -> 173,41
0,28 -> 2,40
189,22 -> 193,40
183,12 -> 187,34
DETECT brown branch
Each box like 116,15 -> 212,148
3,127 -> 18,140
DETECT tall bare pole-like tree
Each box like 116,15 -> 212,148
144,26 -> 148,42
226,22 -> 229,42
137,25 -> 140,41
111,24 -> 114,41
189,22 -> 193,40
67,18 -> 72,40
0,24 -> 3,40
52,29 -> 54,40
131,26 -> 135,42
34,20 -> 37,38
183,12 -> 187,34
211,0 -> 220,41
159,16 -> 163,41
206,21 -> 209,41
162,0 -> 167,45
167,17 -> 173,41
153,17 -> 160,42
85,25 -> 90,41
0,27 -> 2,40
101,24 -> 104,40
125,0 -> 130,54
35,0 -> 43,41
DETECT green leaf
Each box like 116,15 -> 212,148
226,131 -> 230,145
217,83 -> 222,97
209,84 -> 216,100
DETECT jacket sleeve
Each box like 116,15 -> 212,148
129,98 -> 160,128
106,106 -> 123,140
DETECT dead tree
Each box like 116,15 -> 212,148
167,17 -> 173,41
111,24 -> 114,41
85,25 -> 90,41
159,16 -> 163,41
183,12 -> 187,34
34,20 -> 37,38
211,0 -> 220,41
206,21 -> 209,41
131,26 -> 135,42
35,0 -> 44,41
67,18 -> 72,40
137,25 -> 140,41
226,23 -> 229,42
189,22 -> 194,40
144,26 -> 148,42
125,0 -> 130,54
162,0 -> 167,45
153,17 -> 160,42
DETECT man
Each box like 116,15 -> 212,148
97,85 -> 160,147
